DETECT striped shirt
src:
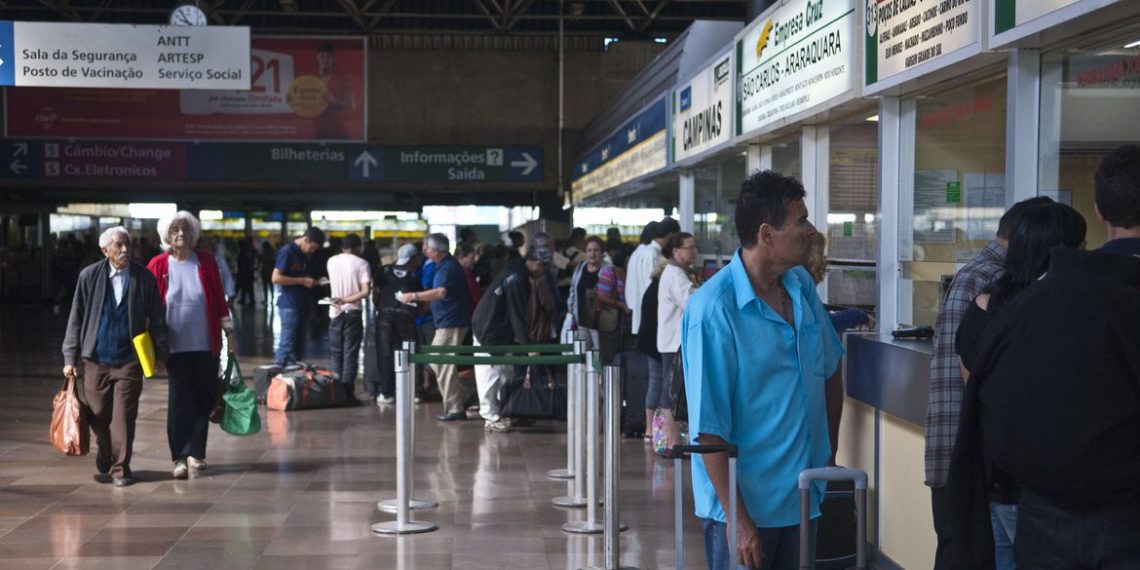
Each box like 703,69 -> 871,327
924,240 -> 1005,488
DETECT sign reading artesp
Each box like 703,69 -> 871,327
0,21 -> 250,90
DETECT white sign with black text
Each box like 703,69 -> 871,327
10,22 -> 250,90
737,0 -> 856,137
674,52 -> 733,162
864,0 -> 979,88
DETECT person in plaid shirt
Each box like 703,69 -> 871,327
924,197 -> 1048,568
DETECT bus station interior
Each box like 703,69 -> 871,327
1,1 -> 1139,569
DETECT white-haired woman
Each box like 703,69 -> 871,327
146,211 -> 232,480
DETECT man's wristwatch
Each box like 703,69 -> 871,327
412,292 -> 418,301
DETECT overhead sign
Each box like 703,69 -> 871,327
573,98 -> 668,203
0,140 -> 543,185
673,51 -> 733,162
864,0 -> 979,89
994,0 -> 1081,34
5,37 -> 366,142
736,0 -> 856,136
0,21 -> 249,90
348,146 -> 544,183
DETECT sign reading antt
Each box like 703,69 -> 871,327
0,21 -> 250,90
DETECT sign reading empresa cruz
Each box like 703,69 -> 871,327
737,0 -> 855,136
864,0 -> 978,88
0,21 -> 250,90
673,52 -> 733,163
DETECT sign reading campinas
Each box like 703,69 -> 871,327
736,0 -> 856,137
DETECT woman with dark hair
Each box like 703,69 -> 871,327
650,232 -> 699,455
567,236 -> 610,351
949,198 -> 1086,570
595,245 -> 631,365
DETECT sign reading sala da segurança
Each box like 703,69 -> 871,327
736,0 -> 856,137
0,21 -> 250,90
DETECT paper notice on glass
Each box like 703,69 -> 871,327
963,172 -> 1006,241
913,170 -> 958,244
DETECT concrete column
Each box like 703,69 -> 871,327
678,170 -> 695,233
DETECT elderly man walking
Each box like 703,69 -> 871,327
62,226 -> 168,487
398,234 -> 471,421
683,171 -> 844,570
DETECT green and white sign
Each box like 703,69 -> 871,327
994,0 -> 1081,34
673,52 -> 733,163
864,0 -> 979,89
736,0 -> 856,136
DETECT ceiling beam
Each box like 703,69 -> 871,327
637,0 -> 671,31
606,0 -> 636,31
335,0 -> 370,33
471,0 -> 505,31
34,0 -> 82,21
504,0 -> 536,31
366,0 -> 399,28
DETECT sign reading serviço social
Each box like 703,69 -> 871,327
737,0 -> 855,137
864,0 -> 978,88
0,21 -> 250,90
993,0 -> 1083,34
673,51 -> 733,163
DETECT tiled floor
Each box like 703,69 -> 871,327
0,301 -> 705,570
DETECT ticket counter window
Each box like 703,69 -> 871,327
827,119 -> 879,310
694,155 -> 746,264
900,76 -> 1008,327
1039,38 -> 1140,249
771,138 -> 802,180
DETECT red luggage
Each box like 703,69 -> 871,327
266,364 -> 349,411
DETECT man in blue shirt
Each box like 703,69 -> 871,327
682,170 -> 845,570
272,226 -> 324,365
398,233 -> 471,421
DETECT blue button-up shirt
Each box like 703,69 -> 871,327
682,249 -> 844,527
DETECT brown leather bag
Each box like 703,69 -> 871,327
50,376 -> 89,456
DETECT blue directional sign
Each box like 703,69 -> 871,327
350,145 -> 543,183
0,21 -> 13,87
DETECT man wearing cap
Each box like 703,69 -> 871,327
326,234 -> 371,404
398,233 -> 472,421
364,243 -> 421,404
470,247 -> 551,432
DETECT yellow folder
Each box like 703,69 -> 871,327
133,332 -> 157,378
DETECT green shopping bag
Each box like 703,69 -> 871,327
220,353 -> 261,436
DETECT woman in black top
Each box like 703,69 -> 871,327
950,198 -> 1086,569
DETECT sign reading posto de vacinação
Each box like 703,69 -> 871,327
0,21 -> 250,90
736,0 -> 856,136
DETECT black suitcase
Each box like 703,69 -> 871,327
253,364 -> 283,404
613,351 -> 650,438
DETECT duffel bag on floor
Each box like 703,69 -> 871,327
265,364 -> 348,411
253,364 -> 283,405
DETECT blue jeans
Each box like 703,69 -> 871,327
990,502 -> 1018,570
702,518 -> 818,570
275,306 -> 309,365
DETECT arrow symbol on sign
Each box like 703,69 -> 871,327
13,143 -> 27,157
354,150 -> 377,178
510,152 -> 537,176
10,160 -> 26,175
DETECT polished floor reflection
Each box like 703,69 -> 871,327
0,302 -> 705,570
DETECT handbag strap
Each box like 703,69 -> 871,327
223,352 -> 244,388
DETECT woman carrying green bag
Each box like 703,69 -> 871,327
219,353 -> 260,437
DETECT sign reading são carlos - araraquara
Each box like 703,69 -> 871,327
0,21 -> 250,90
736,0 -> 855,136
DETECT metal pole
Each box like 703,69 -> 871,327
371,349 -> 437,535
563,350 -> 603,534
674,455 -> 684,570
554,340 -> 588,508
602,365 -> 636,569
379,341 -> 437,513
548,329 -> 577,480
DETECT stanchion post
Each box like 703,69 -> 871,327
370,349 -> 437,535
562,350 -> 604,534
553,339 -> 589,508
379,341 -> 437,513
547,329 -> 577,480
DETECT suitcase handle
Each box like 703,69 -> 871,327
797,466 -> 868,490
671,443 -> 738,457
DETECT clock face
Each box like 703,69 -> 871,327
170,4 -> 208,26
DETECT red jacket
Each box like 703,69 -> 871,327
147,250 -> 230,357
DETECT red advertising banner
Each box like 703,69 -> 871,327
4,37 -> 366,141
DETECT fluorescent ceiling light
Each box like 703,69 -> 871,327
865,115 -> 879,122
827,213 -> 857,224
128,203 -> 178,220
1125,39 -> 1140,49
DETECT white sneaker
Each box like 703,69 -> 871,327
188,457 -> 207,471
376,395 -> 396,405
484,419 -> 512,433
172,460 -> 189,480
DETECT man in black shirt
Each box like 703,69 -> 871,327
363,244 -> 421,404
958,145 -> 1140,568
470,248 -> 550,433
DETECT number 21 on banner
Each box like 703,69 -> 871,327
250,49 -> 295,97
